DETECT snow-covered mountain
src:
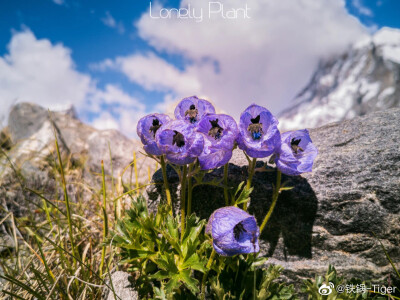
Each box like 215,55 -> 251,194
278,27 -> 400,131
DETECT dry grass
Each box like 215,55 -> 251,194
0,126 -> 153,299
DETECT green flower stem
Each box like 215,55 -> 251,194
201,249 -> 216,299
180,164 -> 188,242
253,262 -> 256,300
243,158 -> 257,211
160,155 -> 172,215
187,163 -> 193,216
223,163 -> 229,206
259,170 -> 281,235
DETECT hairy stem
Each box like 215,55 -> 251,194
187,163 -> 193,216
181,165 -> 188,242
243,158 -> 257,211
160,155 -> 172,215
259,170 -> 281,234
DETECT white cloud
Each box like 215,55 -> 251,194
91,111 -> 119,130
101,11 -> 125,34
123,0 -> 368,119
97,52 -> 201,96
52,0 -> 64,5
86,84 -> 146,137
352,0 -> 373,16
90,84 -> 145,108
0,29 -> 92,113
0,29 -> 144,137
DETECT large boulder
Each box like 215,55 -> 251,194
3,102 -> 150,184
0,102 -> 152,240
146,108 -> 400,284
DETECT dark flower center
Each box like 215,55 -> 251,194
208,119 -> 224,140
247,115 -> 263,140
149,118 -> 161,138
172,130 -> 185,147
233,222 -> 246,240
185,104 -> 198,124
291,137 -> 304,154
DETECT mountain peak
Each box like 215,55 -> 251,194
279,27 -> 400,131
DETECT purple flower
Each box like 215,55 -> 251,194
206,206 -> 260,256
174,96 -> 216,125
274,129 -> 318,176
155,120 -> 204,165
137,113 -> 172,156
196,114 -> 238,170
236,104 -> 281,158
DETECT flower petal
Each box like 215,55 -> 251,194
207,206 -> 260,256
137,113 -> 171,155
174,96 -> 216,124
275,129 -> 318,175
236,104 -> 281,158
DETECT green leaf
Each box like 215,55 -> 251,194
165,275 -> 180,295
234,184 -> 253,205
150,270 -> 170,281
165,215 -> 179,240
234,182 -> 245,198
182,214 -> 204,244
155,253 -> 179,273
153,285 -> 167,300
161,227 -> 183,256
181,253 -> 206,273
179,269 -> 200,294
279,186 -> 294,191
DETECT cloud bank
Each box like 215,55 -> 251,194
103,0 -> 368,119
1,0 -> 370,139
0,29 -> 144,136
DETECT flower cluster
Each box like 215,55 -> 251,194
137,96 -> 317,174
137,95 -> 318,256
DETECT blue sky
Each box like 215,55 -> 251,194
1,0 -> 399,136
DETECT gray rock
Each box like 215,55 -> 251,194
0,102 -> 154,228
103,271 -> 138,300
3,102 -> 153,183
147,108 -> 400,284
8,102 -> 49,142
0,233 -> 14,254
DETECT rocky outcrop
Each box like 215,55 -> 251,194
147,108 -> 400,284
3,102 -> 151,184
279,27 -> 400,131
0,103 -> 152,254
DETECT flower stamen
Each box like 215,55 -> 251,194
172,130 -> 185,147
233,221 -> 246,240
291,137 -> 304,154
208,119 -> 224,140
149,118 -> 162,137
247,115 -> 264,140
185,104 -> 198,124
